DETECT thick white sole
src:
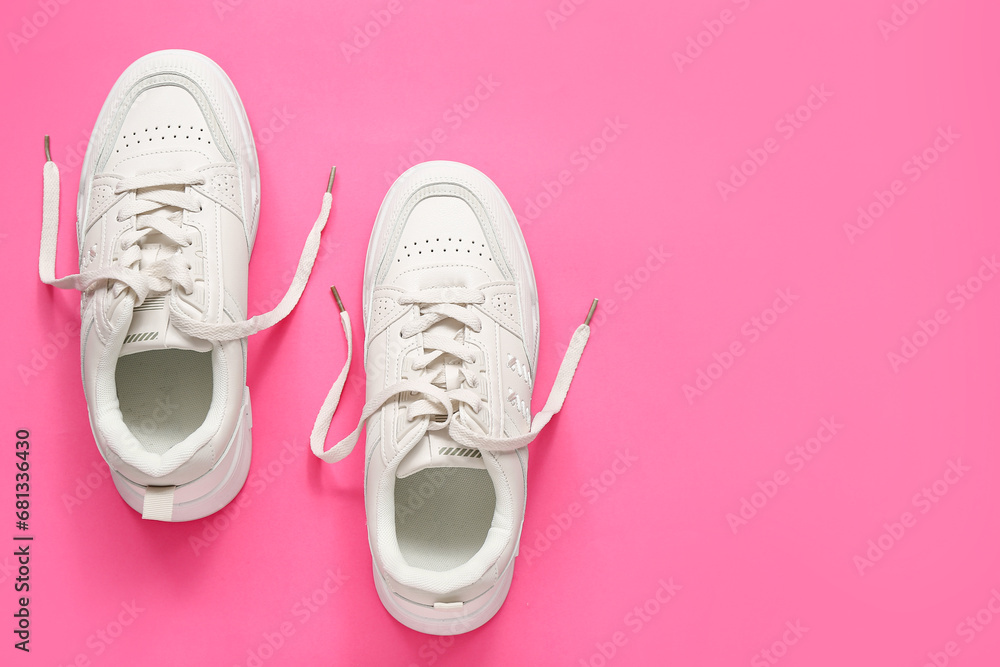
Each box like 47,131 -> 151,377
110,388 -> 253,522
372,557 -> 517,635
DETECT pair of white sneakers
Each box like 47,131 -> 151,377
38,50 -> 594,634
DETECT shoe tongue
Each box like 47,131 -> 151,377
120,294 -> 211,356
396,320 -> 486,478
119,244 -> 210,357
397,431 -> 487,478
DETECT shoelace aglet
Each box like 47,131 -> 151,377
326,167 -> 336,193
44,135 -> 51,162
584,298 -> 599,325
330,286 -> 345,312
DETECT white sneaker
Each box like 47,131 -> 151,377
38,50 -> 335,522
311,161 -> 595,634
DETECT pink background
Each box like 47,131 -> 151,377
3,0 -> 1000,665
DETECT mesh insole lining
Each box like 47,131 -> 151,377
115,349 -> 213,455
395,468 -> 496,572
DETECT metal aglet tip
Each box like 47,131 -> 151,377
331,286 -> 345,312
44,135 -> 51,162
326,166 -> 336,193
584,298 -> 599,325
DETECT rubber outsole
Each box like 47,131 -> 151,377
372,557 -> 517,635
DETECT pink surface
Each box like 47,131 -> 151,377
2,0 -> 999,665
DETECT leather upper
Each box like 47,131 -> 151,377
77,51 -> 258,485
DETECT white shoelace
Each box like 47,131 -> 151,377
39,136 -> 335,342
309,286 -> 597,464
